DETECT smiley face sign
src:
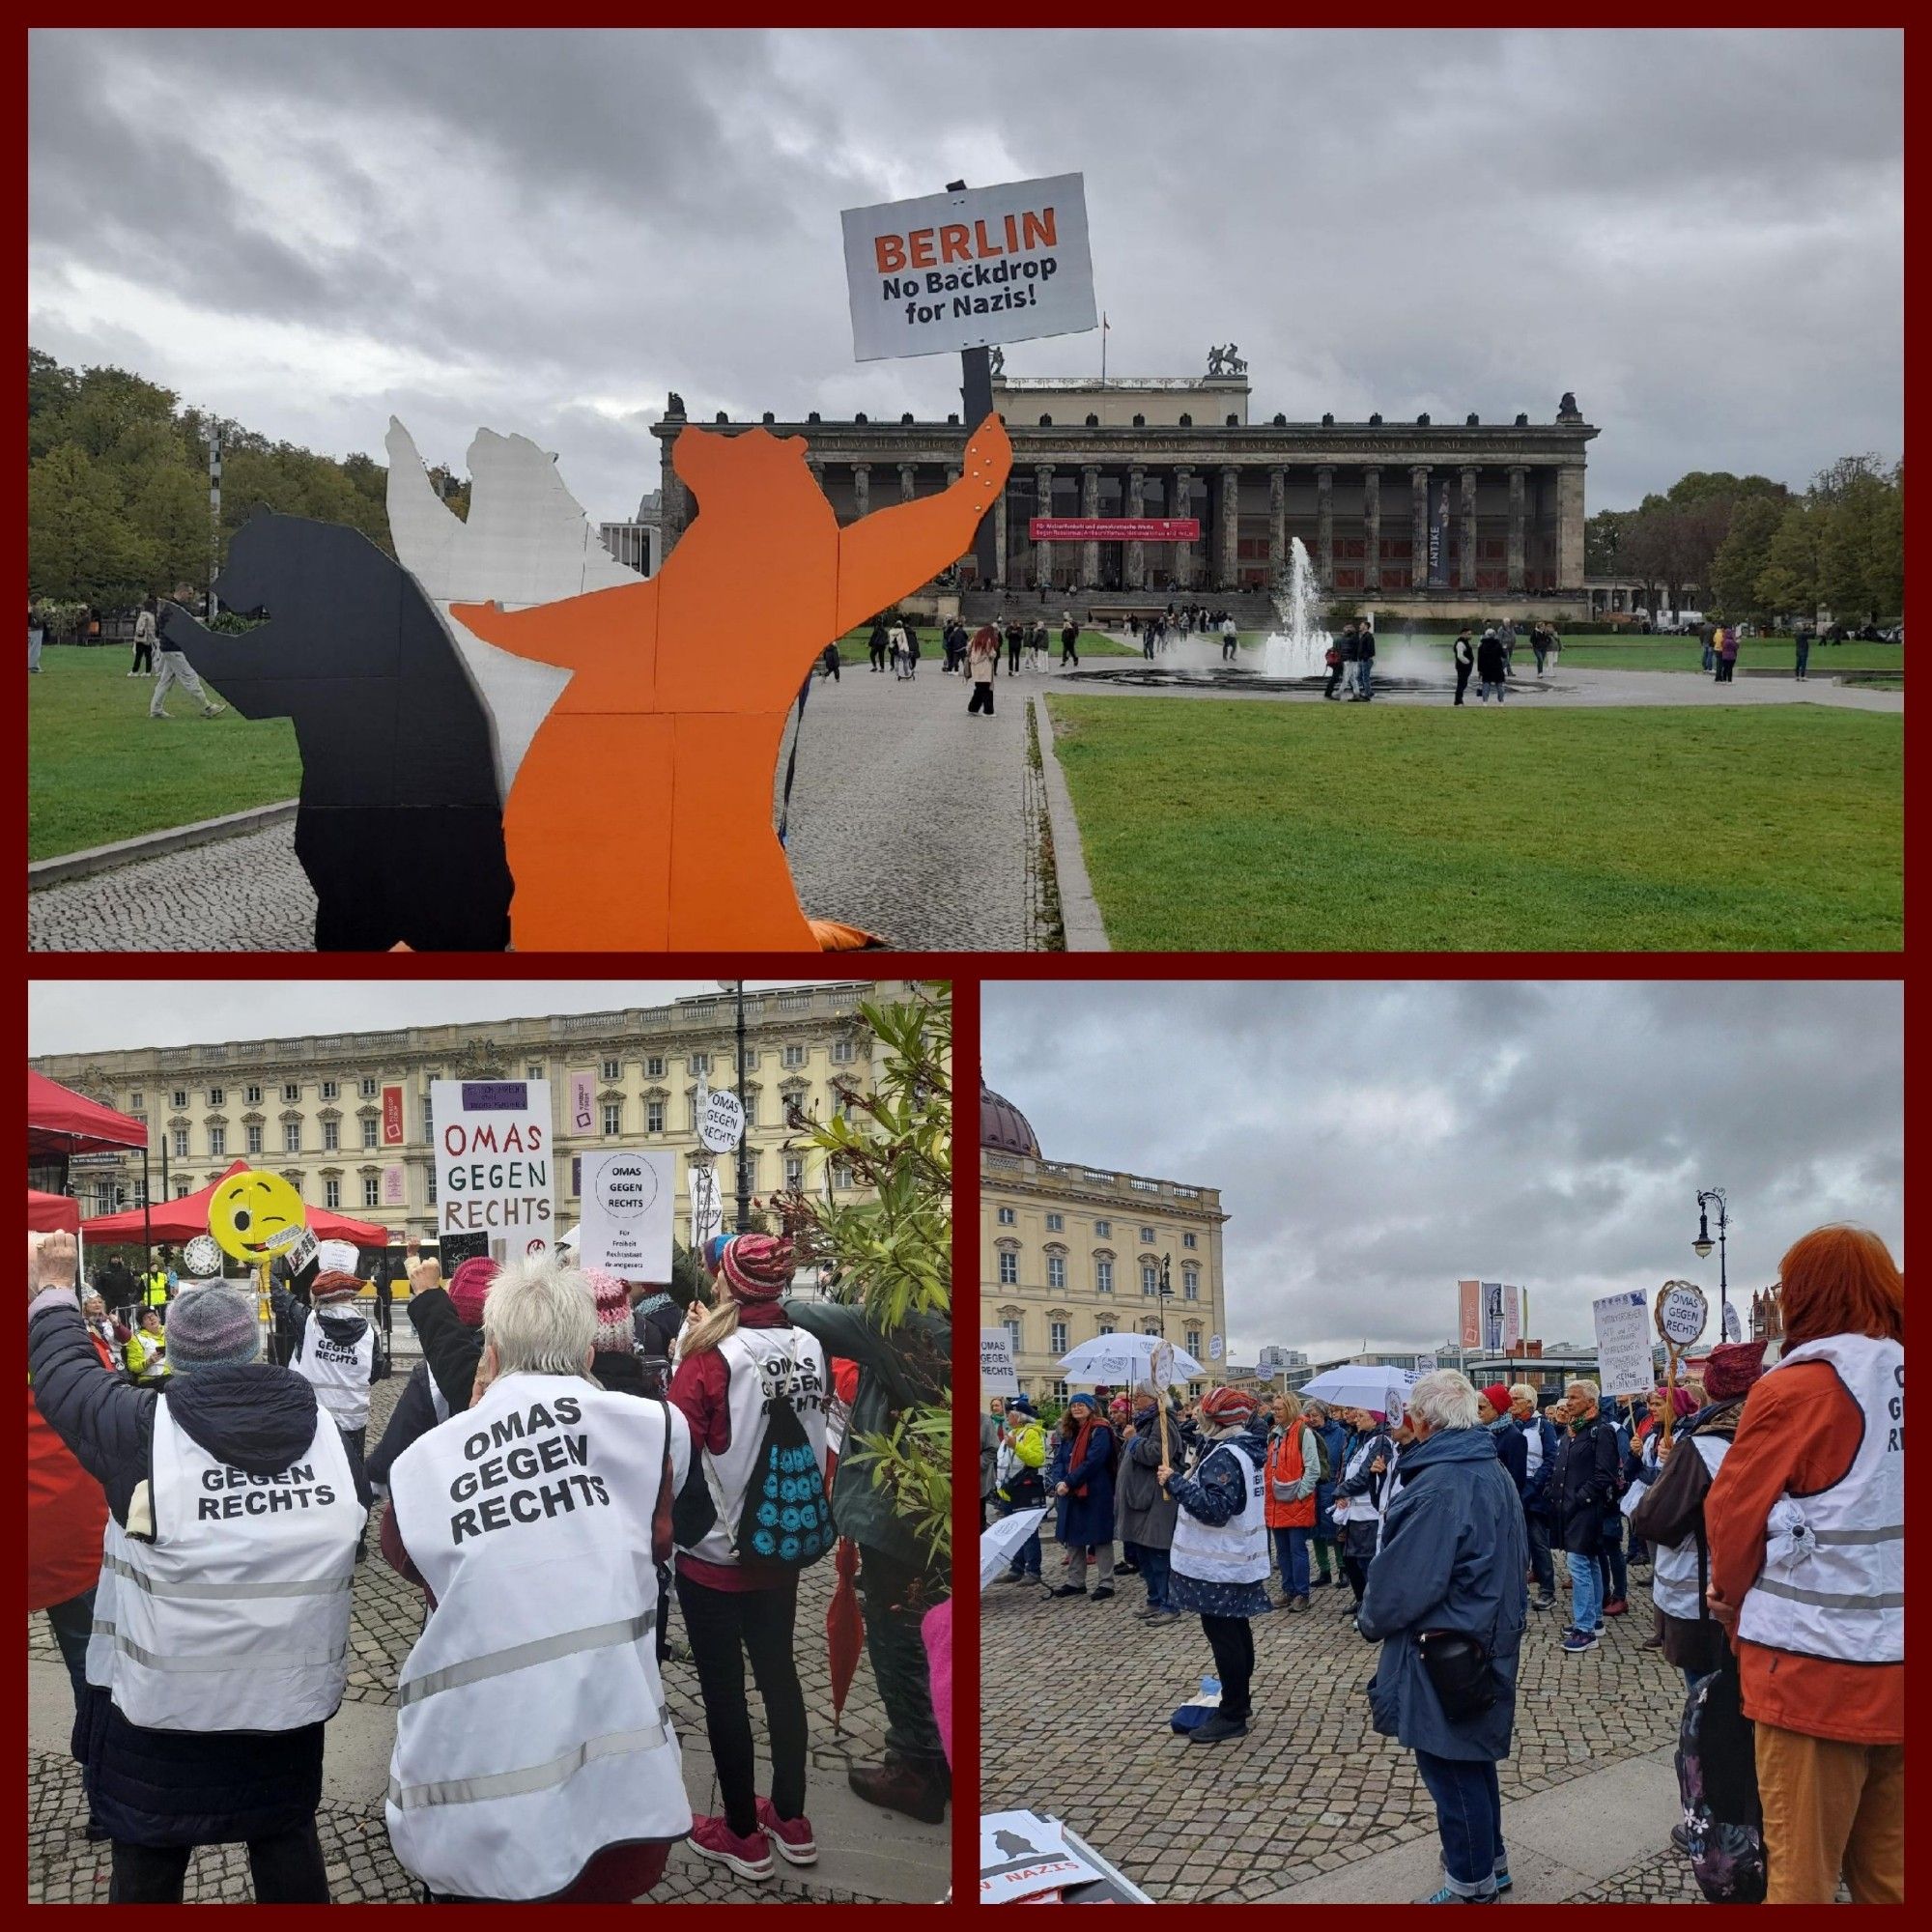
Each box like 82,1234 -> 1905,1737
208,1170 -> 310,1264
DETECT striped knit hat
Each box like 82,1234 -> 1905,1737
166,1283 -> 262,1371
717,1234 -> 793,1304
583,1268 -> 636,1355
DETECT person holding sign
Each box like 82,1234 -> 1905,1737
668,1235 -> 830,1882
1703,1226 -> 1903,1905
28,1233 -> 364,1904
382,1257 -> 694,1903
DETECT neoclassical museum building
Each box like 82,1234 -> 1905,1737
652,361 -> 1604,621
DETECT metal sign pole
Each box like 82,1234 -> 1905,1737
948,180 -> 999,591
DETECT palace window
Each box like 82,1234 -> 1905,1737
785,1154 -> 804,1190
1052,1379 -> 1069,1400
171,1127 -> 189,1158
246,1125 -> 264,1155
324,1179 -> 341,1209
1095,1260 -> 1113,1294
1142,1264 -> 1158,1296
171,1089 -> 187,1110
1097,1321 -> 1115,1336
207,1086 -> 224,1107
999,1251 -> 1018,1286
283,1083 -> 300,1103
321,1081 -> 339,1101
689,1053 -> 710,1076
1050,1321 -> 1069,1354
1142,1322 -> 1160,1338
1182,1232 -> 1197,1249
323,1121 -> 339,1151
646,1056 -> 666,1078
361,1117 -> 379,1149
997,1206 -> 1015,1225
646,1099 -> 666,1134
1094,1218 -> 1111,1238
1140,1226 -> 1155,1244
208,1125 -> 226,1156
603,1102 -> 622,1136
601,1058 -> 621,1081
1045,1212 -> 1064,1232
245,1084 -> 262,1105
832,1039 -> 856,1064
1186,1327 -> 1203,1355
284,1123 -> 301,1153
1183,1266 -> 1199,1301
1047,1256 -> 1066,1291
782,1044 -> 806,1068
360,1078 -> 378,1097
363,1178 -> 381,1208
1004,1318 -> 1022,1352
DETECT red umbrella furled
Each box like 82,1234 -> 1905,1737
827,1535 -> 865,1733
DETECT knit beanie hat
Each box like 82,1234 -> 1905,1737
703,1233 -> 732,1276
718,1234 -> 793,1303
584,1268 -> 635,1355
1481,1383 -> 1512,1415
1702,1340 -> 1767,1401
447,1257 -> 499,1329
311,1269 -> 362,1304
167,1282 -> 262,1371
1199,1385 -> 1258,1428
1065,1390 -> 1095,1413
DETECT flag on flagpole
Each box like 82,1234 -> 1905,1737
1100,311 -> 1109,384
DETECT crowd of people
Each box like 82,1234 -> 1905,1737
28,1225 -> 950,1903
984,1223 -> 1901,1905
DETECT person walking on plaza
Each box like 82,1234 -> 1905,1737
1159,1385 -> 1271,1744
902,620 -> 922,680
1336,620 -> 1361,699
1550,1378 -> 1620,1652
1793,621 -> 1812,682
1476,626 -> 1507,702
967,622 -> 1000,716
128,600 -> 156,676
996,1394 -> 1048,1580
1220,614 -> 1238,662
1051,1390 -> 1118,1600
820,639 -> 841,682
1305,1400 -> 1348,1587
1059,612 -> 1081,668
30,1235 -> 363,1904
1119,1385 -> 1181,1620
146,602 -> 226,719
1355,617 -> 1377,699
382,1257 -> 694,1903
868,617 -> 889,672
669,1235 -> 830,1880
1027,618 -> 1048,670
1508,1384 -> 1560,1611
1264,1389 -> 1321,1609
1333,1406 -> 1393,1608
1703,1226 -> 1903,1905
1452,626 -> 1474,704
1358,1370 -> 1529,1905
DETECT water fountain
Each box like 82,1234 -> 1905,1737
1256,538 -> 1331,677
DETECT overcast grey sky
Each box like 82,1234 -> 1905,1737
29,30 -> 1900,521
982,980 -> 1902,1360
29,981 -> 799,1057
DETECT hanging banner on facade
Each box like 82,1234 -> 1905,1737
1458,1279 -> 1481,1349
381,1165 -> 407,1208
1429,480 -> 1452,587
842,173 -> 1096,362
578,1148 -> 674,1280
570,1071 -> 595,1134
1593,1289 -> 1654,1399
1028,517 -> 1201,543
382,1084 -> 405,1146
1501,1284 -> 1521,1352
431,1079 -> 552,1257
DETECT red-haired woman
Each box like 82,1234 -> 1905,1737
1705,1224 -> 1902,1903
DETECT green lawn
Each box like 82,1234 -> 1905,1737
1045,696 -> 1902,951
1502,637 -> 1903,674
30,647 -> 302,860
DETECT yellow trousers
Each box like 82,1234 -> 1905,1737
1756,1721 -> 1904,1904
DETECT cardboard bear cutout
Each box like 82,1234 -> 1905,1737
452,413 -> 1012,952
162,512 -> 513,952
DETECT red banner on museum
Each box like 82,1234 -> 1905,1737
1027,517 -> 1200,542
382,1084 -> 405,1146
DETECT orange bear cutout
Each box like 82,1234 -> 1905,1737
453,414 -> 1011,953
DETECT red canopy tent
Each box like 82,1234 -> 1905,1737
27,1068 -> 149,1159
80,1159 -> 387,1248
27,1189 -> 81,1235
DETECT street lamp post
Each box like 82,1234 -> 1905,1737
1693,1188 -> 1729,1339
719,980 -> 752,1233
1157,1252 -> 1173,1341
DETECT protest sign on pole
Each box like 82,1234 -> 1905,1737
578,1148 -> 674,1280
688,1163 -> 724,1258
842,173 -> 1095,362
1458,1279 -> 1481,1348
697,1089 -> 745,1154
1208,1333 -> 1223,1361
1654,1280 -> 1710,1447
980,1328 -> 1020,1399
431,1079 -> 553,1262
1592,1289 -> 1653,1400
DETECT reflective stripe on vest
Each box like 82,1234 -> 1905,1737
1649,1435 -> 1728,1622
384,1373 -> 692,1902
1736,1333 -> 1903,1663
1170,1440 -> 1269,1584
292,1312 -> 376,1430
99,1400 -> 362,1732
679,1327 -> 829,1571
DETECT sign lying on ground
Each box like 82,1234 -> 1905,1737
578,1148 -> 674,1280
981,1328 -> 1020,1398
842,173 -> 1095,362
1027,518 -> 1201,543
980,1809 -> 1108,1905
1593,1288 -> 1654,1399
432,1079 -> 552,1259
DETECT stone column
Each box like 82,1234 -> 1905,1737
1125,465 -> 1147,590
1316,466 -> 1335,588
1459,467 -> 1478,592
1506,467 -> 1527,592
851,463 -> 869,523
1410,466 -> 1430,588
1217,467 -> 1240,591
1267,468 -> 1287,588
1556,464 -> 1586,589
1173,469 -> 1194,588
1362,468 -> 1381,593
1080,465 -> 1100,587
659,432 -> 686,553
899,462 -> 917,504
993,485 -> 1009,586
1035,464 -> 1056,591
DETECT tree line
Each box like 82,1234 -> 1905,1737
27,348 -> 469,620
1585,455 -> 1903,629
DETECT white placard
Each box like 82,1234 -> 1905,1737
980,1809 -> 1107,1906
697,1089 -> 745,1153
688,1164 -> 724,1257
1208,1333 -> 1224,1361
1593,1289 -> 1654,1399
842,173 -> 1096,363
1656,1280 -> 1710,1350
578,1148 -> 674,1280
432,1079 -> 553,1260
981,1328 -> 1020,1398
1414,1352 -> 1438,1375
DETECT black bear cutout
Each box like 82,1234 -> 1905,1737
161,511 -> 513,952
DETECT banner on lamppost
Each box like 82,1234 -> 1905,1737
1502,1284 -> 1521,1352
570,1071 -> 596,1134
1429,479 -> 1452,587
1481,1281 -> 1505,1351
1458,1279 -> 1481,1349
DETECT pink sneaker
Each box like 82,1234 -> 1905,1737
756,1796 -> 818,1865
687,1813 -> 773,1881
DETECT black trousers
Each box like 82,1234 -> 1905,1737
1008,642 -> 1021,671
857,1546 -> 945,1772
968,682 -> 994,715
675,1572 -> 808,1836
1341,1546 -> 1370,1604
1324,665 -> 1346,697
109,1822 -> 329,1903
1454,663 -> 1472,704
1062,642 -> 1078,666
1200,1614 -> 1255,1723
130,641 -> 153,673
869,642 -> 887,670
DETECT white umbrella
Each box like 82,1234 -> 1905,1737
1297,1364 -> 1420,1419
980,1508 -> 1048,1587
1058,1334 -> 1204,1386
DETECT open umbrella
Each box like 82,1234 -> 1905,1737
1297,1364 -> 1419,1420
1058,1334 -> 1204,1387
980,1506 -> 1048,1587
79,1160 -> 387,1247
826,1536 -> 865,1733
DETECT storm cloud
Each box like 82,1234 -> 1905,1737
29,29 -> 1901,520
980,980 -> 1902,1360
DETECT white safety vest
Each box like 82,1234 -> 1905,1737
1170,1439 -> 1268,1585
85,1396 -> 361,1732
1633,1433 -> 1729,1621
1736,1333 -> 1903,1663
385,1373 -> 693,1902
679,1326 -> 829,1571
1332,1434 -> 1389,1529
291,1310 -> 376,1431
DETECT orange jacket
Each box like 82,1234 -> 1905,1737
1264,1422 -> 1317,1529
